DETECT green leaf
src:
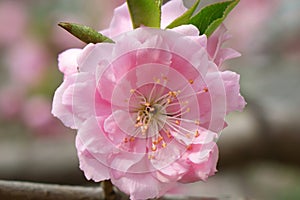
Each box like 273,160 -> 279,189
58,22 -> 114,44
166,0 -> 201,29
127,0 -> 161,28
190,0 -> 239,37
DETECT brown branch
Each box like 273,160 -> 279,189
0,180 -> 223,200
0,180 -> 103,200
102,180 -> 118,200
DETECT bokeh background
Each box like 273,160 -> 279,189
0,0 -> 299,199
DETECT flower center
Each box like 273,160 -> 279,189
110,64 -> 208,156
135,102 -> 165,134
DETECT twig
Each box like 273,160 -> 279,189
0,180 -> 223,200
0,180 -> 103,200
101,180 -> 119,200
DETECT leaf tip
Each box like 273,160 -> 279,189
58,22 -> 71,30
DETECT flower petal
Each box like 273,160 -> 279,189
161,0 -> 187,28
101,2 -> 132,38
207,24 -> 241,66
58,48 -> 81,76
76,137 -> 110,182
52,74 -> 80,129
221,71 -> 246,113
111,172 -> 171,200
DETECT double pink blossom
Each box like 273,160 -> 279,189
52,1 -> 245,199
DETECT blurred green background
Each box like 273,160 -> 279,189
0,0 -> 300,199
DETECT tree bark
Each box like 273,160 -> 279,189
0,180 -> 222,200
0,180 -> 103,200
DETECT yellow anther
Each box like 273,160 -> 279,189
162,142 -> 167,148
195,120 -> 200,125
130,137 -> 135,142
187,145 -> 192,151
166,130 -> 172,138
151,144 -> 157,151
152,140 -> 159,145
153,77 -> 160,83
203,87 -> 208,92
158,136 -> 163,142
189,79 -> 194,84
130,89 -> 135,93
124,138 -> 129,143
175,120 -> 180,125
195,130 -> 200,138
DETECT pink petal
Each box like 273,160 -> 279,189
76,117 -> 115,155
171,24 -> 199,36
101,2 -> 132,38
58,48 -> 81,76
111,172 -> 166,200
76,137 -> 110,182
207,24 -> 241,66
61,72 -> 111,122
180,145 -> 219,183
161,0 -> 187,28
77,43 -> 114,73
221,71 -> 246,113
198,62 -> 227,132
52,74 -> 79,129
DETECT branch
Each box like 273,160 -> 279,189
0,180 -> 103,200
0,180 -> 221,200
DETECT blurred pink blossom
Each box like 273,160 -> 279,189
21,96 -> 65,136
0,1 -> 28,45
0,86 -> 24,120
5,39 -> 50,87
225,0 -> 279,51
22,96 -> 52,129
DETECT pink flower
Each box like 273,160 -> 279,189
0,86 -> 24,120
225,0 -> 279,51
22,96 -> 55,134
5,39 -> 50,87
0,1 -> 28,45
52,1 -> 245,199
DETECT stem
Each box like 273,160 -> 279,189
101,180 -> 117,200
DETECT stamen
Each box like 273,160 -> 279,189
130,89 -> 135,94
164,120 -> 198,139
186,145 -> 192,151
165,129 -> 173,138
151,143 -> 157,151
162,76 -> 168,82
158,136 -> 163,143
153,77 -> 160,84
195,130 -> 200,138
